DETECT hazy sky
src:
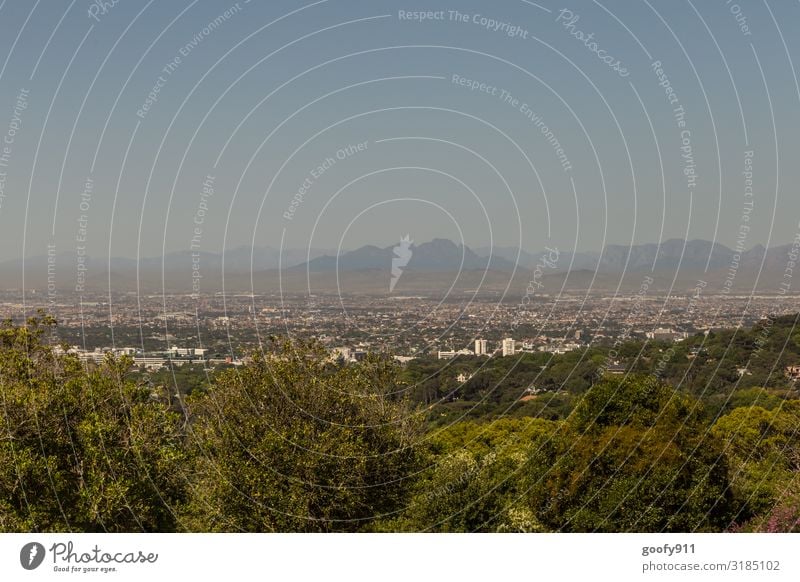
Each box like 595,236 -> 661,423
0,0 -> 798,261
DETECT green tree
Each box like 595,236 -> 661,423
184,341 -> 427,532
712,401 -> 800,530
381,419 -> 552,532
523,375 -> 735,531
0,314 -> 188,532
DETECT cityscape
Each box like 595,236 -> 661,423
2,2 -> 800,576
1,282 -> 796,372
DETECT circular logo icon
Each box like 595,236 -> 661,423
20,542 -> 46,570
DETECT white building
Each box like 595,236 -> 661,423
538,342 -> 581,355
646,328 -> 689,342
134,357 -> 168,370
438,349 -> 473,360
474,339 -> 488,356
502,338 -> 516,357
169,346 -> 208,358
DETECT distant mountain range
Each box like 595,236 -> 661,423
1,238 -> 796,294
112,246 -> 337,273
298,238 -> 517,272
476,239 -> 781,274
0,245 -> 334,277
300,237 -> 788,275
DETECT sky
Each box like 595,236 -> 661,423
0,0 -> 798,261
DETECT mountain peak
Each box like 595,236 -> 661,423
300,239 -> 516,272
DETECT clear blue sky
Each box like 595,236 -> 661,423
0,0 -> 798,260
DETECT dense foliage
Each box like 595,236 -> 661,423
0,314 -> 188,532
183,342 -> 425,532
1,313 -> 798,532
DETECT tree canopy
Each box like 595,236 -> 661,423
0,314 -> 798,532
